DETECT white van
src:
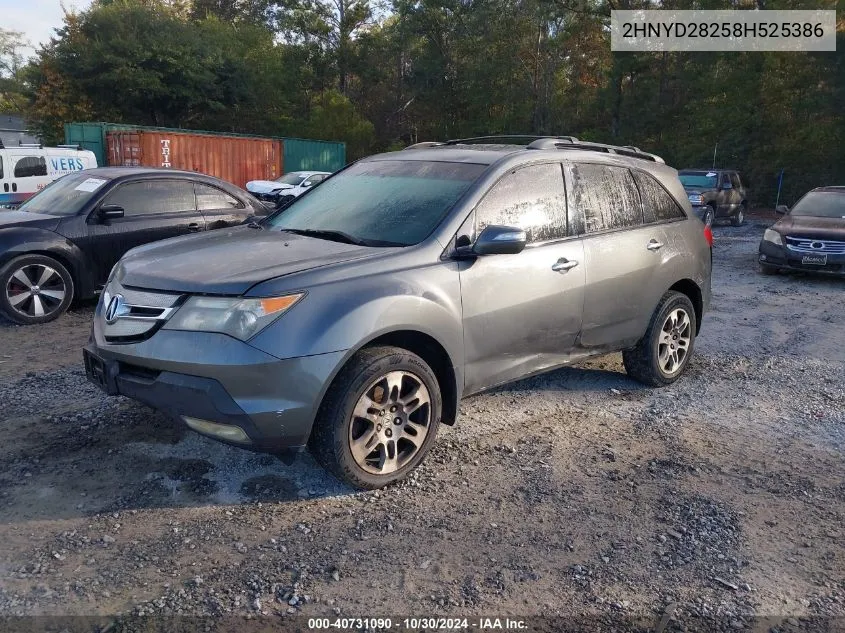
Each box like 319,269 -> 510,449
0,144 -> 98,208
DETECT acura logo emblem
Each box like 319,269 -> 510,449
105,294 -> 127,324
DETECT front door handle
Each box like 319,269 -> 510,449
187,223 -> 201,232
552,258 -> 579,272
647,240 -> 664,251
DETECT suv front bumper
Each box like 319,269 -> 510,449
84,325 -> 347,452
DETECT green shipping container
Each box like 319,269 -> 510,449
64,122 -> 137,166
283,137 -> 346,173
65,123 -> 346,174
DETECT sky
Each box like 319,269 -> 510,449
1,0 -> 93,58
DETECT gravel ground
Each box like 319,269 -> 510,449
0,218 -> 842,632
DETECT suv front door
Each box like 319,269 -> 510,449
82,178 -> 206,283
459,162 -> 585,394
565,161 -> 670,349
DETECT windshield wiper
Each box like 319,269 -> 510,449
281,228 -> 369,246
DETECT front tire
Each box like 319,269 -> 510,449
310,346 -> 442,490
623,291 -> 697,387
703,205 -> 715,227
0,254 -> 74,325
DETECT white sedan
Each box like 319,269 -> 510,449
246,171 -> 331,202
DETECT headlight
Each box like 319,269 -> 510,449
688,194 -> 703,205
763,229 -> 783,246
164,293 -> 304,340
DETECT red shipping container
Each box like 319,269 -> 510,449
106,130 -> 283,189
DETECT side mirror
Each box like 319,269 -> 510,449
302,181 -> 313,187
472,225 -> 527,256
775,205 -> 789,214
98,204 -> 124,220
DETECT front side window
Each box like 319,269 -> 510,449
730,172 -> 742,188
0,155 -> 4,179
475,163 -> 568,243
633,170 -> 686,223
569,163 -> 643,234
14,156 -> 48,178
268,160 -> 487,247
195,183 -> 243,210
102,180 -> 196,216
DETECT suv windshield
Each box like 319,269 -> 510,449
267,160 -> 487,246
679,172 -> 718,189
790,191 -> 845,218
18,172 -> 111,216
276,173 -> 308,186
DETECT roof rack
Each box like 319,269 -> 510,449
527,137 -> 664,163
404,135 -> 663,163
18,142 -> 44,149
57,144 -> 83,150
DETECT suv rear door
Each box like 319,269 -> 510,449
459,162 -> 585,394
82,178 -> 206,282
565,161 -> 674,349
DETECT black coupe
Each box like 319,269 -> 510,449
0,168 -> 267,324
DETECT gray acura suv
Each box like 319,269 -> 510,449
84,136 -> 712,489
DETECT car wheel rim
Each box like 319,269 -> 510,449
705,210 -> 714,226
737,209 -> 744,223
348,370 -> 432,476
657,308 -> 691,376
5,264 -> 66,319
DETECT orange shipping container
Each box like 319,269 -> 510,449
106,130 -> 283,189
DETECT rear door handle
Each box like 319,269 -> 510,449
647,240 -> 664,251
552,258 -> 579,272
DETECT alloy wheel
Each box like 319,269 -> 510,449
348,370 -> 432,475
657,308 -> 691,376
5,264 -> 67,319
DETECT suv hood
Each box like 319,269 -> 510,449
0,210 -> 62,232
775,215 -> 845,240
117,226 -> 389,295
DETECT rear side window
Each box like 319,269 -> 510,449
14,156 -> 48,178
103,179 -> 196,216
632,170 -> 686,223
569,163 -> 642,234
195,183 -> 244,210
475,163 -> 568,243
0,156 -> 3,179
730,172 -> 741,188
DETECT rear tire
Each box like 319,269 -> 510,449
0,254 -> 74,325
623,291 -> 697,387
310,346 -> 442,490
731,205 -> 746,227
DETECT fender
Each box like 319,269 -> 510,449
0,227 -> 96,299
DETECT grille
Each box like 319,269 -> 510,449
102,280 -> 183,343
786,237 -> 845,255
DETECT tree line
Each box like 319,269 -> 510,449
0,0 -> 842,205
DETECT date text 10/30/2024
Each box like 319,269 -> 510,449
308,617 -> 528,630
